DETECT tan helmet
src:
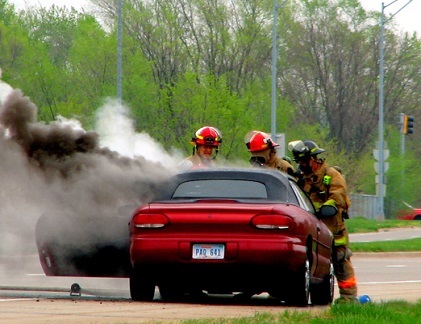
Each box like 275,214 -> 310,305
288,140 -> 325,161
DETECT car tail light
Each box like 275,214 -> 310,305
132,213 -> 169,228
251,214 -> 293,230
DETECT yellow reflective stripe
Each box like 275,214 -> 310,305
334,236 -> 347,246
313,202 -> 322,209
324,199 -> 336,207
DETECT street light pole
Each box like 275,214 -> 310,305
117,0 -> 123,104
271,0 -> 287,142
377,2 -> 386,220
377,0 -> 412,220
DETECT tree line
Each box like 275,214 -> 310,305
1,0 -> 420,217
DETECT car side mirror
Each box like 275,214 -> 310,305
317,205 -> 338,219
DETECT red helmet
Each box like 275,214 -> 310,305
245,131 -> 279,152
190,126 -> 222,147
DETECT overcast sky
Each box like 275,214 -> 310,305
9,0 -> 420,34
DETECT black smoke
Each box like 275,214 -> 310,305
0,85 -> 178,276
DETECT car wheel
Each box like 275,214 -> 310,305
130,269 -> 155,301
310,260 -> 334,305
285,257 -> 310,306
159,285 -> 184,301
414,215 -> 421,220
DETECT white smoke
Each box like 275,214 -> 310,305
95,98 -> 184,167
0,69 -> 14,106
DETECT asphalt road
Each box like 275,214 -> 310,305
0,229 -> 420,323
350,227 -> 421,242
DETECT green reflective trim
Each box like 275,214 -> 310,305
324,199 -> 336,207
323,175 -> 331,185
334,236 -> 347,246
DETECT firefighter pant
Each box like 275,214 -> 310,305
333,244 -> 358,298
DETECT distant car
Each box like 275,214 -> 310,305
129,168 -> 336,306
397,207 -> 421,221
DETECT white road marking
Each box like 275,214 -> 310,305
335,280 -> 421,287
386,265 -> 407,268
0,298 -> 37,302
358,280 -> 421,285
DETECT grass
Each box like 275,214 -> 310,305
350,238 -> 421,252
346,217 -> 421,252
180,300 -> 421,323
346,217 -> 421,234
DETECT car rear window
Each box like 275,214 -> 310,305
172,179 -> 268,199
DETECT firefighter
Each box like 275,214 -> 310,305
180,126 -> 222,169
233,131 -> 295,301
288,140 -> 358,303
244,130 -> 295,175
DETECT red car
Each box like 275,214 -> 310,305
129,168 -> 336,306
397,206 -> 421,221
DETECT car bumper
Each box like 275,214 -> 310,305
131,235 -> 307,267
131,236 -> 310,292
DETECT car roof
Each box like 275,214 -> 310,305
176,167 -> 292,182
154,167 -> 297,202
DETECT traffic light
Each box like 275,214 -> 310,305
403,114 -> 414,135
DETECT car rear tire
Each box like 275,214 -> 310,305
130,269 -> 155,301
285,257 -> 310,306
310,261 -> 334,305
414,215 -> 421,220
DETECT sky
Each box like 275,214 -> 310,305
9,0 -> 420,35
360,0 -> 420,34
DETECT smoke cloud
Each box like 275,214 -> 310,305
0,80 -> 182,277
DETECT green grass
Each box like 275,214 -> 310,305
346,217 -> 421,234
346,217 -> 421,252
180,300 -> 421,323
351,238 -> 421,252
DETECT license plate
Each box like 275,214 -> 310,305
192,244 -> 225,259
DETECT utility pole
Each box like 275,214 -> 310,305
270,0 -> 288,142
117,0 -> 123,105
376,0 -> 412,220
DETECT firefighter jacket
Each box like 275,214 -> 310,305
266,154 -> 295,175
301,160 -> 350,237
